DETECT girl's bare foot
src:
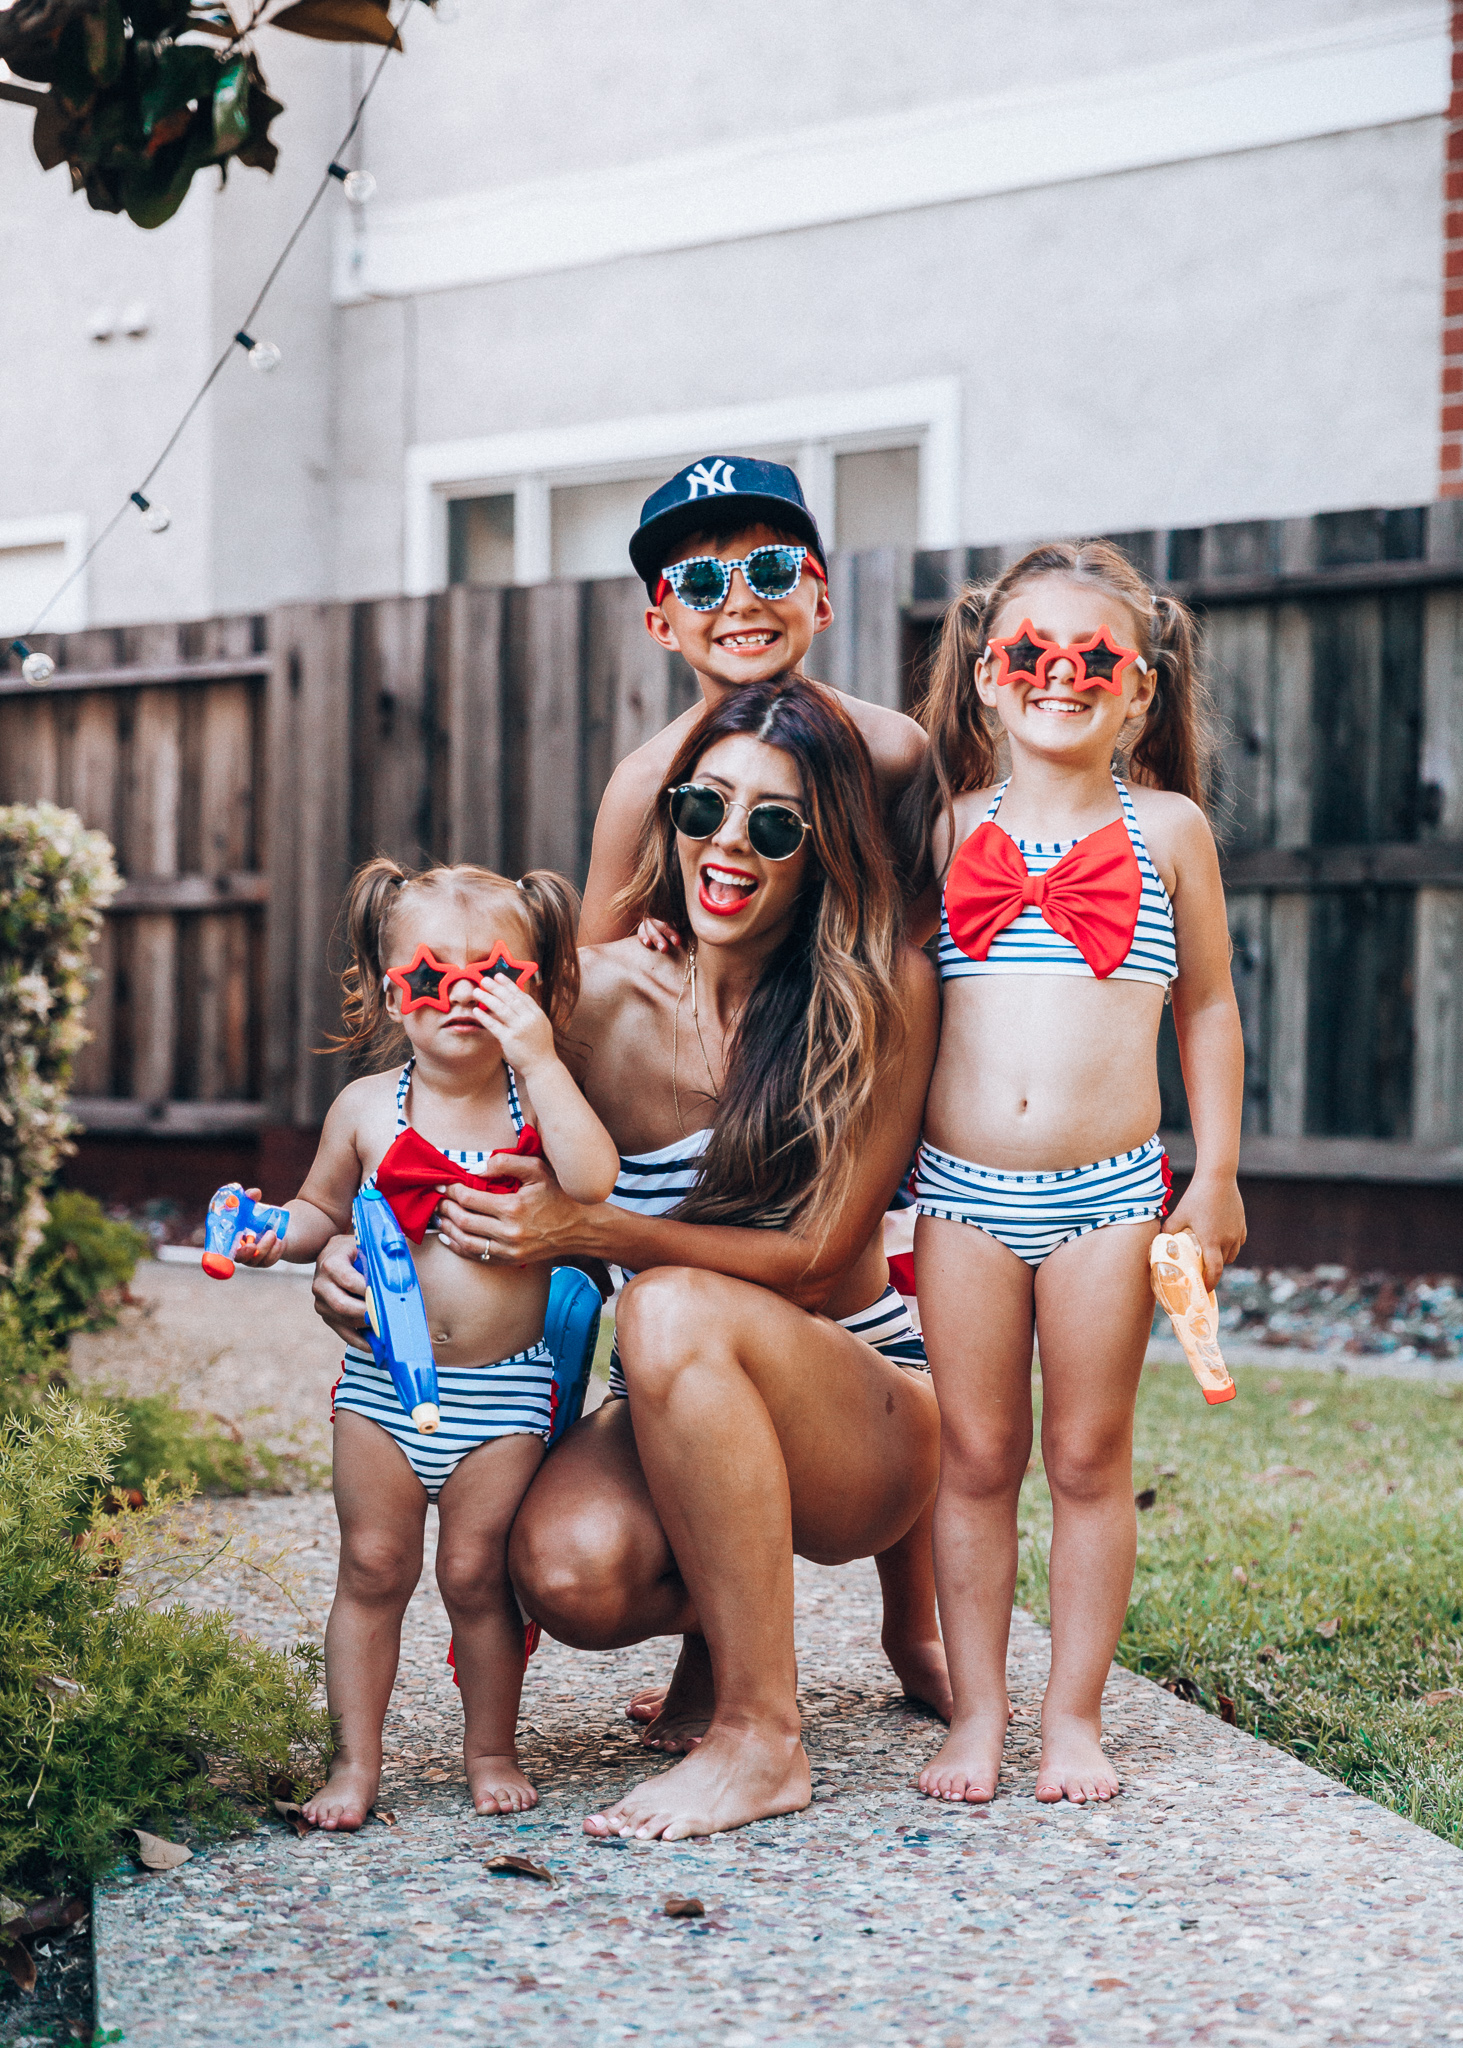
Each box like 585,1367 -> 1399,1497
883,1633 -> 953,1722
302,1761 -> 378,1831
917,1702 -> 1008,1802
627,1635 -> 714,1751
1034,1712 -> 1119,1804
468,1752 -> 539,1815
583,1724 -> 810,1842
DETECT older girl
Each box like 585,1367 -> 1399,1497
900,541 -> 1246,1807
237,861 -> 617,1827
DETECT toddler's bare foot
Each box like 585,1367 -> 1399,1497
302,1761 -> 378,1831
584,1723 -> 809,1842
635,1634 -> 714,1751
883,1633 -> 953,1722
468,1752 -> 538,1815
1034,1712 -> 1119,1804
917,1703 -> 1008,1802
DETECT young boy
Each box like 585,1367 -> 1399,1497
578,456 -> 928,943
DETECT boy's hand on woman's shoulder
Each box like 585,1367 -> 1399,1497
637,917 -> 682,954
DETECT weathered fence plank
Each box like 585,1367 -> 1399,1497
441,583 -> 506,873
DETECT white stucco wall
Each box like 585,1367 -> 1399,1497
0,0 -> 1448,626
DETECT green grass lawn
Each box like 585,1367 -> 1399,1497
1015,1359 -> 1463,1846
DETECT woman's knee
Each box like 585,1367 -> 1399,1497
509,1495 -> 652,1645
616,1268 -> 736,1389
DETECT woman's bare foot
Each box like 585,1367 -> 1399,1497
583,1724 -> 810,1842
883,1633 -> 953,1722
917,1702 -> 1008,1802
1034,1712 -> 1119,1804
629,1635 -> 715,1751
468,1752 -> 539,1815
302,1761 -> 378,1831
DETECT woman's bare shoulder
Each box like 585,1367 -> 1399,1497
576,939 -> 676,1017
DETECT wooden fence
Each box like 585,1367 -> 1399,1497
2,504 -> 1461,1190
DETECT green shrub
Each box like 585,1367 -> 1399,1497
0,1396 -> 328,1897
0,803 -> 119,1280
104,1391 -> 258,1497
9,1191 -> 149,1347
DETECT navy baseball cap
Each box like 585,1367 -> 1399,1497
629,456 -> 827,593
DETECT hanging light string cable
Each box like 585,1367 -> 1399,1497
10,4 -> 407,682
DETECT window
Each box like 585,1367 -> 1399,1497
550,477 -> 659,580
447,494 -> 514,585
834,446 -> 920,551
0,516 -> 88,636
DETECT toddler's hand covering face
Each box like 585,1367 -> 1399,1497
472,976 -> 556,1075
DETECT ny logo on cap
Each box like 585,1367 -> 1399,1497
684,459 -> 737,499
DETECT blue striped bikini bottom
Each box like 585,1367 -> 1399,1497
915,1134 -> 1171,1268
606,1281 -> 927,1400
333,1343 -> 554,1499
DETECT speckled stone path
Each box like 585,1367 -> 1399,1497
94,1493 -> 1463,2048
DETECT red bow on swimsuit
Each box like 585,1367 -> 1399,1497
944,818 -> 1142,981
373,1124 -> 542,1243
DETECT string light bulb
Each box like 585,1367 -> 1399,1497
234,330 -> 281,372
329,162 -> 376,204
10,640 -> 55,685
130,490 -> 171,534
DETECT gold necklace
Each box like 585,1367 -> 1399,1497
671,949 -> 720,1136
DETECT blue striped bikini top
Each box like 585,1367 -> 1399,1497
607,1125 -> 713,1218
363,1057 -> 525,1227
937,773 -> 1177,989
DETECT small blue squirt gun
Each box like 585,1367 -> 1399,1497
202,1183 -> 290,1280
351,1188 -> 440,1435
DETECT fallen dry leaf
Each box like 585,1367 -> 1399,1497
1,1897 -> 86,1941
272,1799 -> 312,1839
1217,1694 -> 1237,1726
663,1894 -> 705,1918
1231,1567 -> 1249,1587
1092,1977 -> 1130,1991
1255,1465 -> 1315,1484
132,1828 -> 192,1870
0,1934 -> 36,1994
1288,1398 -> 1317,1417
1315,1619 -> 1339,1640
1424,1688 -> 1462,1705
373,1807 -> 399,1826
34,1675 -> 83,1701
1134,1487 -> 1157,1511
485,1854 -> 553,1884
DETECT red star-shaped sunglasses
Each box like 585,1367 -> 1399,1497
385,941 -> 539,1014
986,619 -> 1149,694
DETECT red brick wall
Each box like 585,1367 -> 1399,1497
1443,6 -> 1463,492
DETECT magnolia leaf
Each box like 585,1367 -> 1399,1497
213,55 -> 249,153
84,0 -> 124,85
267,0 -> 401,45
31,92 -> 70,171
139,42 -> 219,135
485,1854 -> 553,1883
185,10 -> 239,33
34,1673 -> 83,1700
133,1828 -> 192,1870
0,1937 -> 36,1995
663,1894 -> 705,1918
272,1798 -> 311,1838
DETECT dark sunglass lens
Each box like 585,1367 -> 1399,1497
745,547 -> 803,599
748,805 -> 806,859
671,559 -> 730,609
670,786 -> 726,839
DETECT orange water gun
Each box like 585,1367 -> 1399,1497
1149,1228 -> 1236,1405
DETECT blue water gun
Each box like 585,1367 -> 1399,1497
351,1188 -> 440,1435
202,1183 -> 290,1280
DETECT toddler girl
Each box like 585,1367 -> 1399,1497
236,860 -> 618,1828
901,542 -> 1246,1806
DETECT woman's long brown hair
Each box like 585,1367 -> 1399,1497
328,861 -> 581,1066
895,539 -> 1218,894
615,673 -> 905,1252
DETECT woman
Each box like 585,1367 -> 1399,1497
313,676 -> 944,1841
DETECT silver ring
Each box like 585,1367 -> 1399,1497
480,1244 -> 491,1264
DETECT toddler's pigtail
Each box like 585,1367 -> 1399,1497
1127,592 -> 1218,811
894,584 -> 1002,895
329,856 -> 409,1059
517,869 -> 582,1036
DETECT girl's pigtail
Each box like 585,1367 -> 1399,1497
893,584 -> 1001,895
517,869 -> 582,1035
329,855 -> 410,1059
1127,591 -> 1218,811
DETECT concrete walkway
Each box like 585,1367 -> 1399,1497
95,1494 -> 1463,2048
